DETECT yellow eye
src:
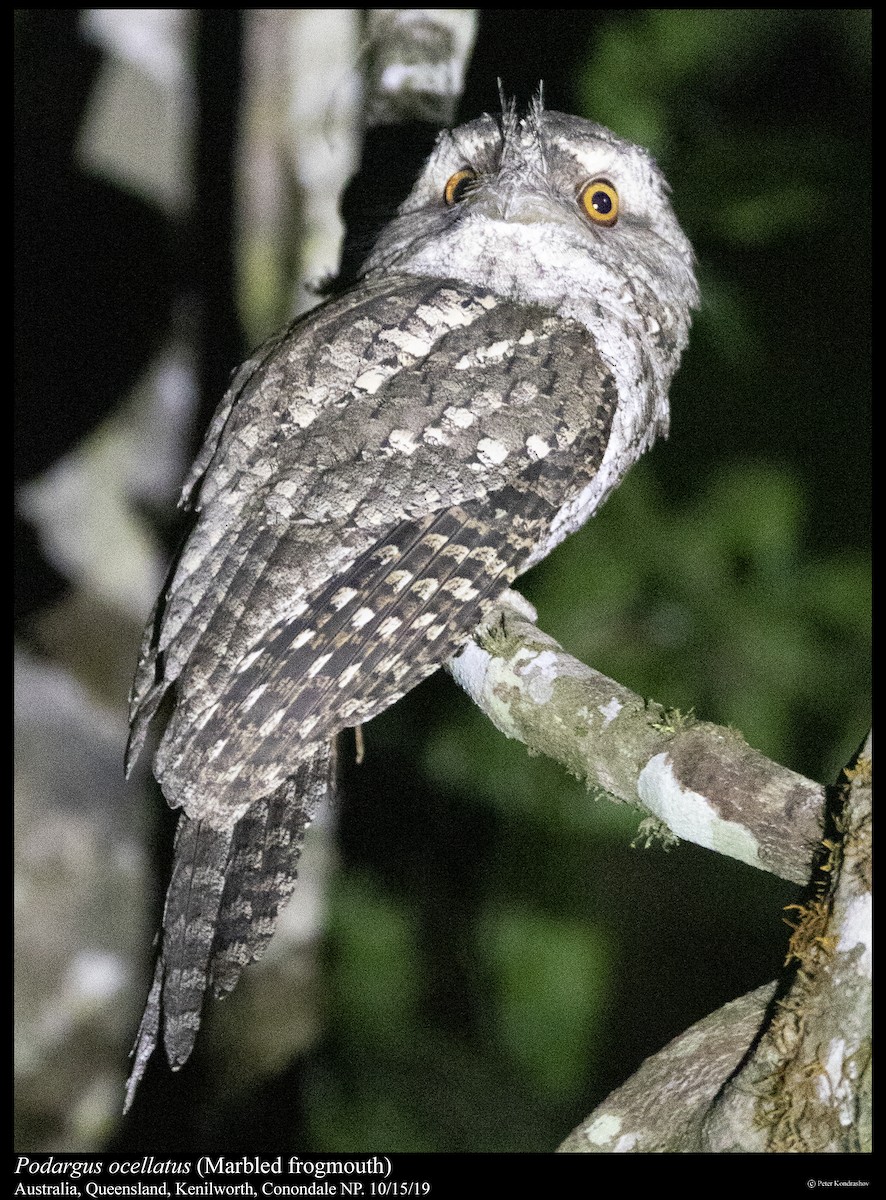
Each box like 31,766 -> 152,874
444,168 -> 478,206
580,180 -> 619,227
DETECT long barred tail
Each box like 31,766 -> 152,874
124,743 -> 333,1111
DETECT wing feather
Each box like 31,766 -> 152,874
130,276 -> 617,821
153,481 -> 561,818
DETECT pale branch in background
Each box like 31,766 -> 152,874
363,9 -> 478,126
449,594 -> 825,886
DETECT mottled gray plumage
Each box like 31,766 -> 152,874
124,100 -> 698,1106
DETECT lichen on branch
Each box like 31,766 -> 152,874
449,594 -> 825,886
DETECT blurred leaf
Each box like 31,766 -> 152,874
327,873 -> 420,1047
715,184 -> 822,246
692,268 -> 765,365
806,551 -> 872,636
478,906 -> 608,1097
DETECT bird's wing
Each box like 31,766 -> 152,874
128,275 -> 617,823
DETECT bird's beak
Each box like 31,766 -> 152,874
469,187 -> 560,227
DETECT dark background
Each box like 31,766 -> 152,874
16,10 -> 870,1153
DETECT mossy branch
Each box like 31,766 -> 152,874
447,593 -> 870,1153
449,594 -> 826,886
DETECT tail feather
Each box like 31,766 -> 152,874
209,743 -> 331,996
161,817 -> 234,1067
124,958 -> 163,1113
124,743 -> 333,1109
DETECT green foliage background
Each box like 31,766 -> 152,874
291,10 -> 869,1152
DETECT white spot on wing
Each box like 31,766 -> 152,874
422,426 -> 449,446
477,437 -> 508,466
236,648 -> 264,674
614,1133 -> 639,1153
584,1114 -> 622,1146
194,701 -> 220,731
207,737 -> 228,762
389,428 -> 419,455
443,405 -> 476,429
376,653 -> 402,674
331,587 -> 358,610
241,684 -> 268,712
285,599 -> 309,622
526,435 -> 551,461
443,577 -> 480,601
259,709 -> 285,736
351,606 -> 375,628
354,367 -> 390,395
387,570 -> 414,592
478,339 -> 513,363
337,663 -> 363,688
381,327 -> 433,357
290,405 -> 318,429
307,652 -> 333,678
411,579 -> 438,601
